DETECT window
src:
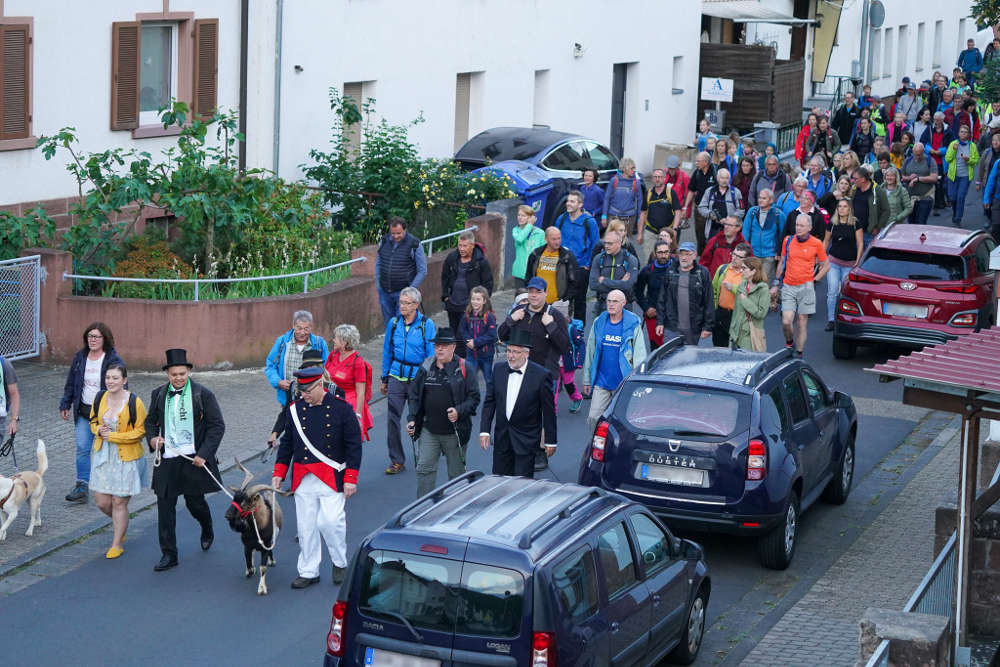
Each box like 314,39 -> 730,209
958,18 -> 967,54
916,23 -> 925,72
869,29 -> 882,80
883,27 -> 894,79
552,547 -> 599,622
622,384 -> 749,437
801,372 -> 829,414
933,21 -> 942,68
579,140 -> 619,171
457,563 -> 525,638
0,18 -> 34,149
342,80 -> 374,155
454,72 -> 484,151
629,513 -> 673,576
860,248 -> 966,281
975,240 -> 996,273
541,143 -> 586,172
763,388 -> 790,433
672,56 -> 684,94
597,523 -> 637,599
533,69 -> 550,127
111,15 -> 218,134
897,25 -> 908,80
781,375 -> 809,424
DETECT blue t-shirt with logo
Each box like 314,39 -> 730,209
595,319 -> 624,390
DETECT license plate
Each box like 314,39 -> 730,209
639,463 -> 707,487
883,302 -> 927,318
365,647 -> 441,667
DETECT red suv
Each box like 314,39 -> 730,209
833,223 -> 997,359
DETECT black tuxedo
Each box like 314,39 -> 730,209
480,360 -> 556,477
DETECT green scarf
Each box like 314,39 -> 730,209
164,380 -> 195,455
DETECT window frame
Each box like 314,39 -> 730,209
137,21 -> 179,127
0,16 -> 35,152
551,545 -> 600,623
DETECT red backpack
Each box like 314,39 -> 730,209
353,355 -> 374,404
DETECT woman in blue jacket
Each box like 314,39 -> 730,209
59,322 -> 124,503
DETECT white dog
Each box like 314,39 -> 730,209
0,440 -> 48,541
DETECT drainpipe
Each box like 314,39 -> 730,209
858,0 -> 870,85
238,0 -> 248,173
272,0 -> 284,175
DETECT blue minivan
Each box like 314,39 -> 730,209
324,472 -> 710,666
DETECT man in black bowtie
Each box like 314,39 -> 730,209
479,329 -> 557,477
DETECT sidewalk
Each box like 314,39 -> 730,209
0,287 -> 519,575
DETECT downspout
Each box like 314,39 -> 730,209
238,0 -> 248,173
272,0 -> 284,175
858,0 -> 870,86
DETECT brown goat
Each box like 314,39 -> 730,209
224,460 -> 284,595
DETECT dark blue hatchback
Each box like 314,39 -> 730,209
324,472 -> 710,666
578,340 -> 858,570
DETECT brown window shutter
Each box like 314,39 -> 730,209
193,19 -> 218,120
0,24 -> 31,140
110,21 -> 140,131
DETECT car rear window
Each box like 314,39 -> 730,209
620,384 -> 749,437
359,550 -> 524,638
860,248 -> 965,281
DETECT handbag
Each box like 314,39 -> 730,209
746,313 -> 767,352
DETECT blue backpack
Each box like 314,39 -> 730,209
564,318 -> 586,371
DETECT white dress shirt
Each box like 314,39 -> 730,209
505,365 -> 525,420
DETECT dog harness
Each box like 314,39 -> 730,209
0,474 -> 25,510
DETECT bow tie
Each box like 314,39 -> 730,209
508,367 -> 522,375
169,389 -> 183,397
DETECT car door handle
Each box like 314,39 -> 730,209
652,593 -> 661,607
611,622 -> 621,633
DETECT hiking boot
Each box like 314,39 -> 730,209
824,322 -> 834,332
534,450 -> 548,472
569,398 -> 584,414
65,482 -> 88,503
291,576 -> 320,589
332,565 -> 347,584
385,462 -> 405,475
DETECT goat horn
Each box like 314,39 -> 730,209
234,457 -> 254,490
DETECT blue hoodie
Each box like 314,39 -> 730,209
602,172 -> 643,219
265,330 -> 331,406
555,210 -> 601,269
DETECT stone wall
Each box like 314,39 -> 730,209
26,212 -> 505,370
935,500 -> 1000,636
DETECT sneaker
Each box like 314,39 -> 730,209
824,322 -> 834,332
794,350 -> 804,359
569,398 -> 583,414
534,450 -> 548,472
290,576 -> 320,589
385,462 -> 405,475
65,482 -> 88,503
332,565 -> 347,584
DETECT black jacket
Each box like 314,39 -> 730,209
441,244 -> 494,308
60,348 -> 126,414
480,360 -> 557,456
832,102 -> 861,145
634,260 -> 672,314
407,357 -> 480,444
525,245 -> 578,301
657,264 -> 715,334
145,381 -> 226,496
497,304 -> 570,377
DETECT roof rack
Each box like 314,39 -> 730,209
744,347 -> 793,386
960,229 -> 984,248
637,335 -> 686,373
877,221 -> 898,241
516,487 -> 606,549
387,470 -> 485,528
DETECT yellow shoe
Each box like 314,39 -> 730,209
106,546 -> 124,559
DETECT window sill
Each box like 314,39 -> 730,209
132,125 -> 182,139
915,67 -> 924,72
0,136 -> 38,152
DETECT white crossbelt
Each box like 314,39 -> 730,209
289,404 -> 346,472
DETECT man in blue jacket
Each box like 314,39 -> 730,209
741,189 -> 783,283
381,286 -> 436,475
583,289 -> 647,435
265,311 -> 330,408
602,158 -> 643,240
555,190 -> 600,324
958,39 -> 983,83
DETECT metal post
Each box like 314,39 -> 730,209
955,408 -> 980,649
859,0 -> 870,85
303,273 -> 309,293
428,241 -> 433,256
194,280 -> 200,302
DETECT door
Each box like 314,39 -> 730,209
0,255 -> 41,361
780,373 -> 823,491
801,370 -> 837,486
551,545 -> 610,665
596,522 -> 650,667
628,513 -> 688,654
610,64 -> 627,158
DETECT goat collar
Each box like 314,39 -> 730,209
231,500 -> 256,519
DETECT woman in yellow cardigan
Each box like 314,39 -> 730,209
89,363 -> 147,559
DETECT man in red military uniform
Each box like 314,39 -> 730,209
272,366 -> 362,589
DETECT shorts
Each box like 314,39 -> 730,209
781,281 -> 816,315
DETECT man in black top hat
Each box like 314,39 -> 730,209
479,328 -> 557,478
406,328 -> 480,498
145,349 -> 226,571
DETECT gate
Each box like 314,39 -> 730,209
0,255 -> 41,361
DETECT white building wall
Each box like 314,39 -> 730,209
743,0 -> 795,61
265,0 -> 701,178
0,0 -> 241,207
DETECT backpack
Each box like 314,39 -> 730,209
556,211 -> 598,243
387,315 -> 428,378
566,318 -> 586,370
611,173 -> 639,194
420,356 -> 466,378
353,354 -> 374,404
91,390 -> 139,429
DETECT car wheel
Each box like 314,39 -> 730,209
758,493 -> 799,570
822,434 -> 855,505
665,585 -> 708,665
832,336 -> 856,360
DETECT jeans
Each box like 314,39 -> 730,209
826,262 -> 852,322
948,176 -> 970,222
74,414 -> 93,484
415,430 -> 466,498
377,289 -> 400,325
909,198 -> 932,225
470,356 -> 493,385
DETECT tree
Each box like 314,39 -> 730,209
971,1 -> 1000,30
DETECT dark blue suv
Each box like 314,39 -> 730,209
323,472 -> 710,666
578,339 -> 858,570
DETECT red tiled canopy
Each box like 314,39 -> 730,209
867,327 -> 1000,394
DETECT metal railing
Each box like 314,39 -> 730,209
866,639 -> 890,667
905,532 -> 957,617
63,256 -> 367,302
776,122 -> 802,155
420,224 -> 477,256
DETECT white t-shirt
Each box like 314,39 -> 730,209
81,354 -> 105,405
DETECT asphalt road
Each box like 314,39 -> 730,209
0,297 -> 934,665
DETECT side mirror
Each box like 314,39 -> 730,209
680,539 -> 704,561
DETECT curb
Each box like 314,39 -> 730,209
0,446 -> 273,579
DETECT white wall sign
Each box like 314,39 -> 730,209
700,77 -> 734,103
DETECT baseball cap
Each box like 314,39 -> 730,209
665,155 -> 681,168
901,76 -> 911,84
526,277 -> 548,291
678,241 -> 697,253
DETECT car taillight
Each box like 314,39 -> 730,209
590,421 -> 608,462
327,600 -> 347,656
848,271 -> 879,284
951,312 -> 977,326
838,298 -> 861,316
746,439 -> 766,481
939,285 -> 978,294
532,631 -> 557,666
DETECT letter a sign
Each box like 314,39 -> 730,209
700,77 -> 734,103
